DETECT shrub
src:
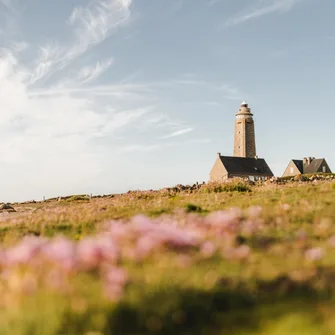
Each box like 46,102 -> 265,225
66,195 -> 90,202
185,203 -> 203,213
201,180 -> 251,193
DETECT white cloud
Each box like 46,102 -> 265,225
29,44 -> 61,84
0,48 -> 207,201
118,144 -> 159,153
77,58 -> 114,83
61,0 -> 132,68
101,107 -> 153,133
0,0 -> 14,10
0,54 -> 158,200
10,41 -> 28,53
160,127 -> 194,139
226,0 -> 303,26
28,0 -> 132,84
0,1 -> 248,200
208,0 -> 221,6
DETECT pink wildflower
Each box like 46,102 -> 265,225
96,236 -> 120,263
157,224 -> 200,250
176,255 -> 193,268
246,206 -> 262,218
281,204 -> 290,211
295,230 -> 308,241
106,221 -> 128,240
205,209 -> 241,234
103,267 -> 128,301
131,214 -> 156,234
223,245 -> 250,261
328,235 -> 335,248
135,235 -> 161,260
241,219 -> 260,236
200,241 -> 216,258
233,245 -> 250,260
42,237 -> 76,271
5,236 -> 46,266
305,247 -> 324,262
76,238 -> 103,270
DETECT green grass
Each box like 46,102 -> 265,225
1,179 -> 335,334
1,180 -> 335,246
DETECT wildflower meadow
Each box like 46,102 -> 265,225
1,177 -> 335,334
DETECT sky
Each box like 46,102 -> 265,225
0,0 -> 333,201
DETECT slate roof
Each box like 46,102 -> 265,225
292,159 -> 326,174
292,159 -> 304,174
304,159 -> 324,174
219,156 -> 274,176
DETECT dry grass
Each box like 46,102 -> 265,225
1,178 -> 335,334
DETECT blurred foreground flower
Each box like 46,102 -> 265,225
305,247 -> 324,262
103,267 -> 128,301
0,207 -> 272,303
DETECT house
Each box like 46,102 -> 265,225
209,101 -> 274,182
210,153 -> 273,182
282,157 -> 332,177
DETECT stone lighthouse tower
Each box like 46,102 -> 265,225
233,101 -> 256,158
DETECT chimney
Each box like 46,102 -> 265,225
303,157 -> 307,164
217,152 -> 221,157
307,157 -> 313,165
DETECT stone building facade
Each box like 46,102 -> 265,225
282,157 -> 332,177
210,154 -> 273,182
209,102 -> 273,182
233,102 -> 256,158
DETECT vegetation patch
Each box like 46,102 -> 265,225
0,181 -> 335,333
201,180 -> 252,193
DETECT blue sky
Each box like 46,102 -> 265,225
0,0 -> 333,201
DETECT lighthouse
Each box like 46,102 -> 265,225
233,101 -> 256,158
209,101 -> 273,182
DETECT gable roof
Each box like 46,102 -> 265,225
219,156 -> 273,176
291,158 -> 327,174
304,159 -> 325,174
292,160 -> 304,174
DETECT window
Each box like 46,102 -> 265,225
322,166 -> 326,173
249,176 -> 255,181
290,167 -> 294,174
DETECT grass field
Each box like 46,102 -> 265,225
1,177 -> 335,334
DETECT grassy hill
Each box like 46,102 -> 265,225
1,176 -> 335,334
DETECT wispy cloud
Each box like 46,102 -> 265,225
160,127 -> 194,139
28,0 -> 132,84
0,0 -> 15,10
101,107 -> 153,133
208,0 -> 221,6
0,54 -> 155,191
9,41 -> 29,53
117,144 -> 159,153
29,44 -> 61,84
65,0 -> 131,62
225,0 -> 303,26
77,58 -> 114,83
0,0 -> 250,200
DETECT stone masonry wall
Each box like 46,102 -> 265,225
245,119 -> 256,158
209,157 -> 228,182
233,118 -> 256,158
